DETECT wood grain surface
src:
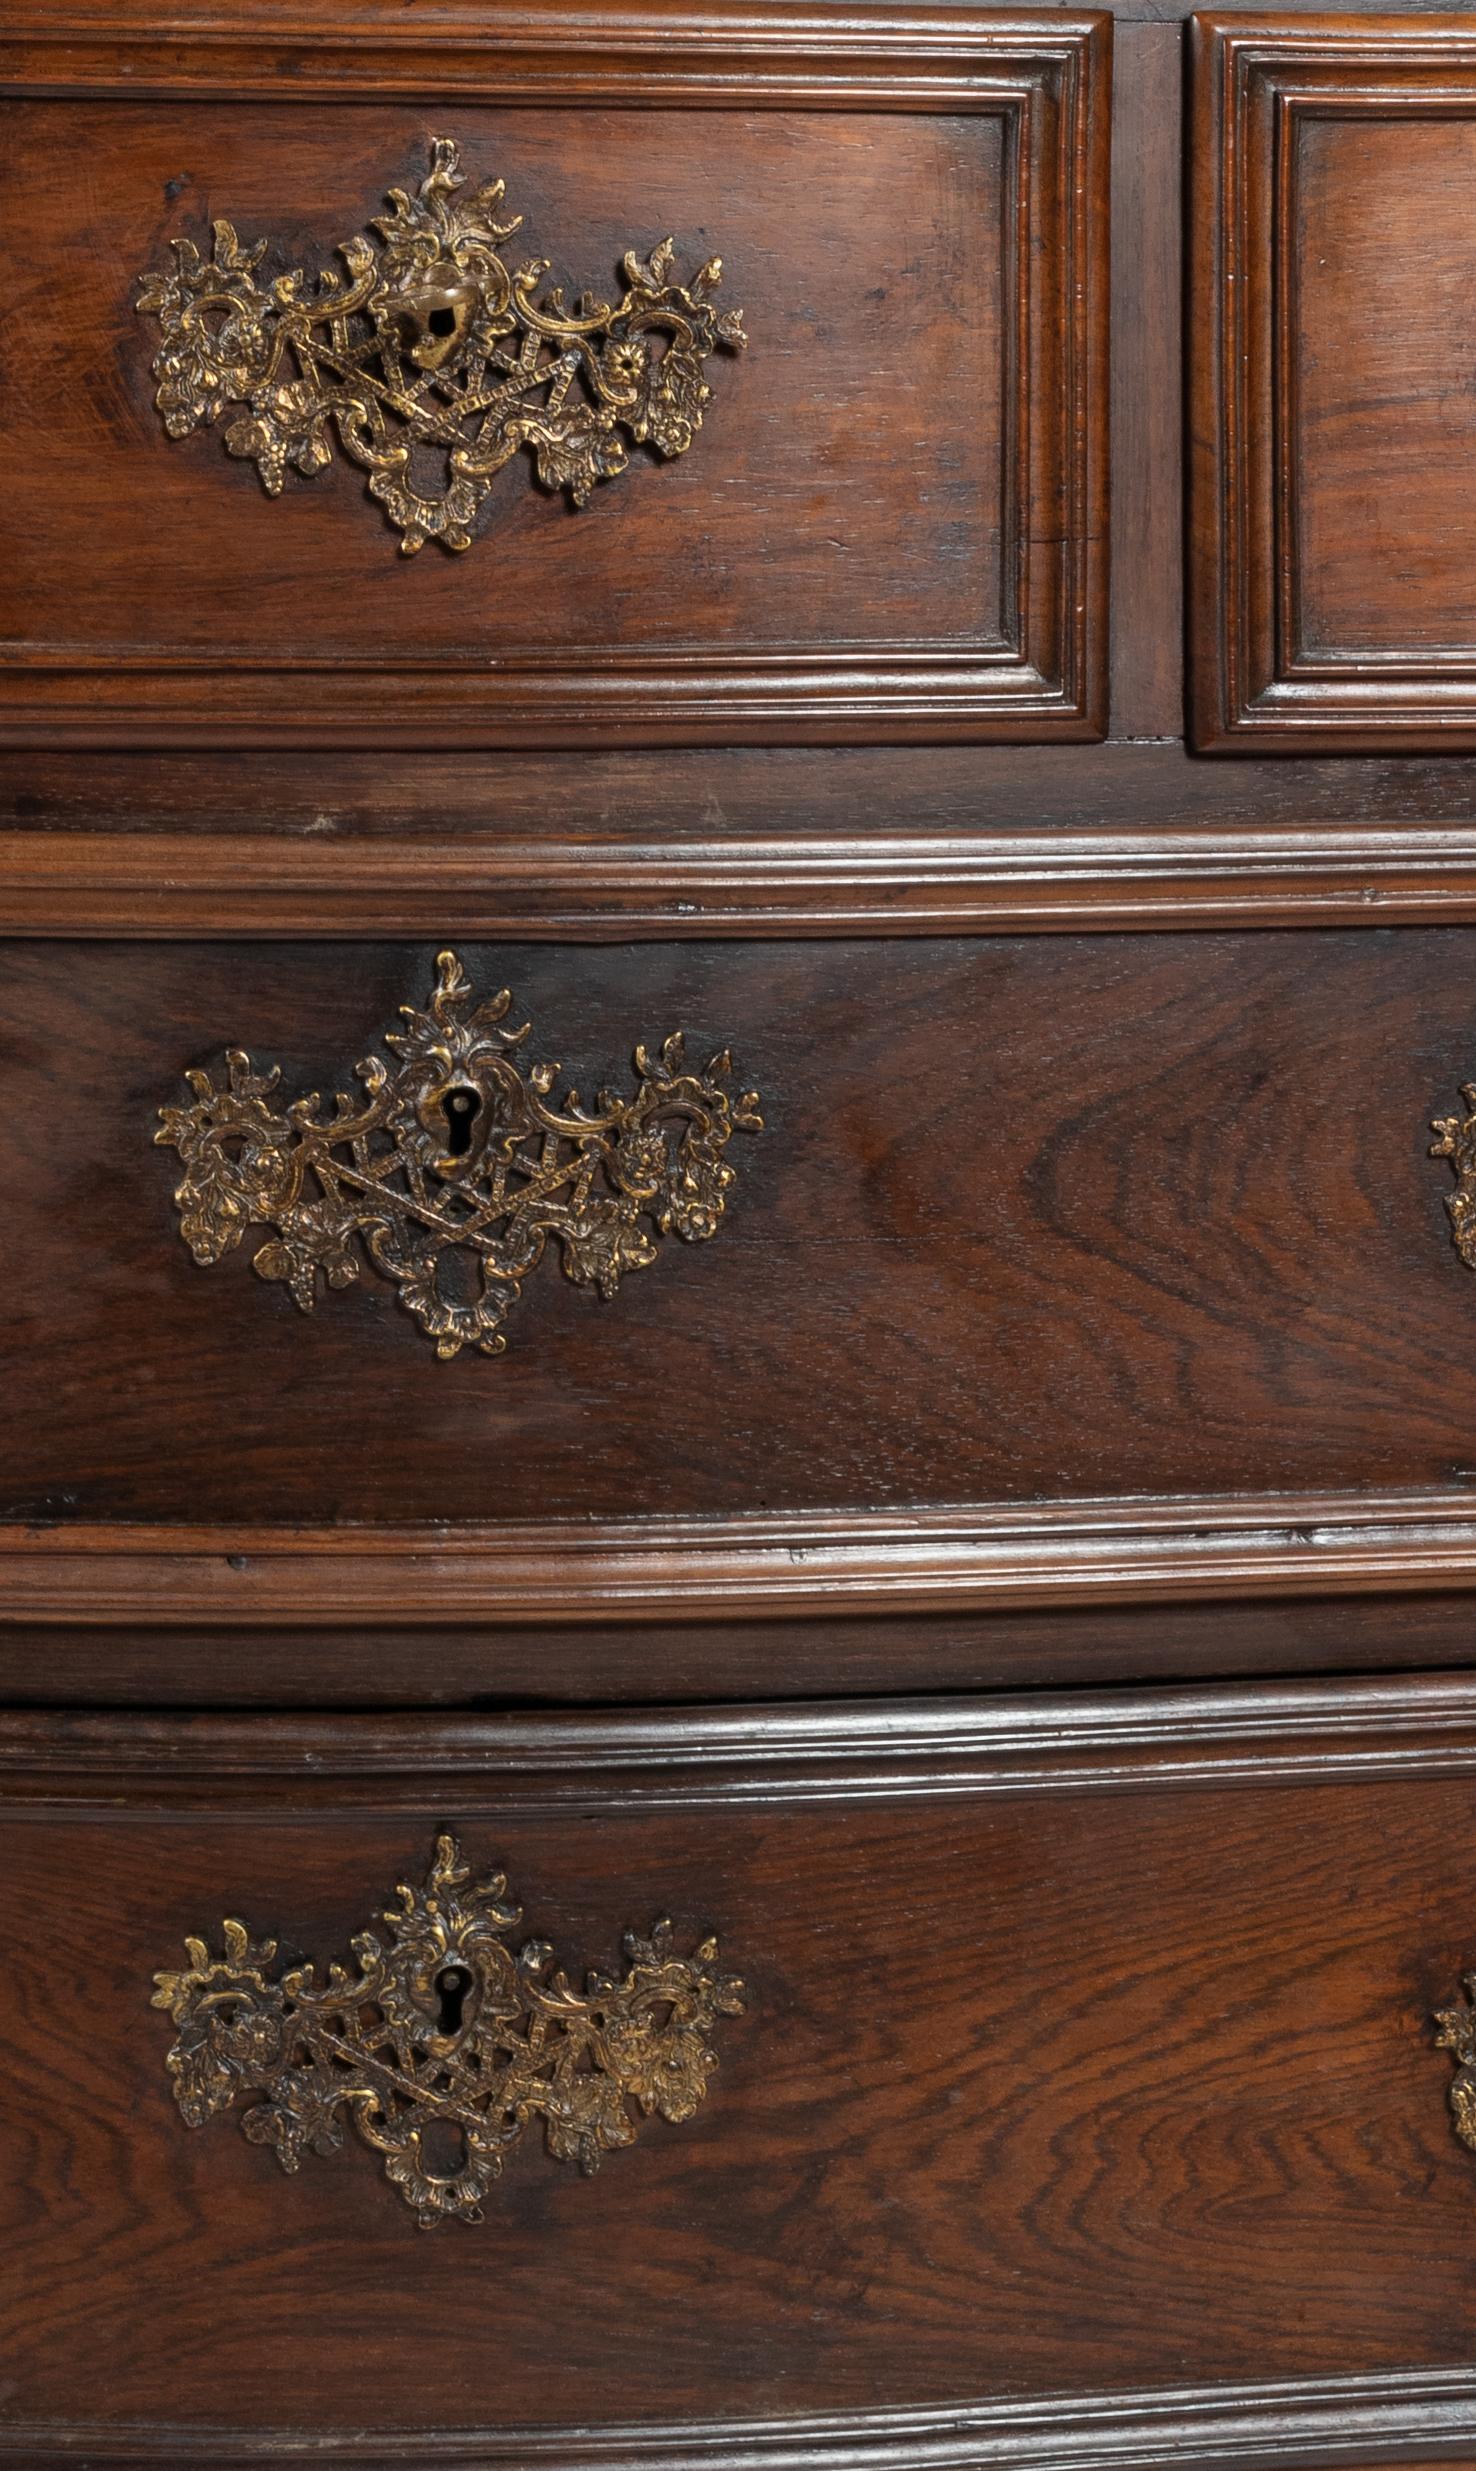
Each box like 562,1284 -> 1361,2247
10,931 -> 1476,1527
0,11 -> 1109,746
6,1685 -> 1476,2439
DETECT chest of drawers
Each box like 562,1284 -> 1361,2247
10,2 -> 1476,2464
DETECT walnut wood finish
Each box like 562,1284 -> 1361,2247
1190,11 -> 1476,750
9,1683 -> 1476,2449
0,8 -> 1109,748
11,932 -> 1476,1533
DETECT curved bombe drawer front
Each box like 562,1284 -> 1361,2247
12,1683 -> 1476,2455
0,11 -> 1108,747
13,929 -> 1476,1530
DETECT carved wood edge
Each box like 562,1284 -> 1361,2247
15,828 -> 1476,932
7,1490 -> 1476,1626
2,2369 -> 1476,2471
10,1671 -> 1476,1807
1188,9 -> 1476,753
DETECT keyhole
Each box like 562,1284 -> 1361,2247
443,1086 -> 481,1157
428,306 -> 458,338
435,1964 -> 472,2034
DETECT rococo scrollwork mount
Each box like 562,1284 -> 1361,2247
135,135 -> 747,552
154,949 -> 762,1359
153,1835 -> 746,2228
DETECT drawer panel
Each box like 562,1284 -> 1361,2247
8,1682 -> 1476,2455
0,10 -> 1108,747
8,929 -> 1476,1530
1191,11 -> 1476,750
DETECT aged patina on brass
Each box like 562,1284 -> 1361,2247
153,1835 -> 746,2227
155,949 -> 763,1358
135,136 -> 747,551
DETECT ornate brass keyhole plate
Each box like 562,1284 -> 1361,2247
135,136 -> 747,553
154,949 -> 763,1360
152,1835 -> 746,2227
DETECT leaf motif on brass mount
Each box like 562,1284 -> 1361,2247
152,1834 -> 747,2227
134,135 -> 747,552
1432,1085 -> 1476,1271
154,948 -> 763,1359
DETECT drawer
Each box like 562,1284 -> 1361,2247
8,1679 -> 1476,2459
0,5 -> 1108,749
15,927 -> 1476,1683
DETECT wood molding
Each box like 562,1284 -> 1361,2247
1190,11 -> 1476,751
12,1489 -> 1476,1626
11,1671 -> 1476,1808
20,825 -> 1476,933
0,9 -> 1109,749
6,2364 -> 1476,2468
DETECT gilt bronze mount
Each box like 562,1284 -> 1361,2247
155,949 -> 762,1359
135,136 -> 747,552
1432,1083 -> 1476,1271
153,1835 -> 746,2227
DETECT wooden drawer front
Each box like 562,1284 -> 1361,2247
0,10 -> 1107,750
10,1683 -> 1476,2460
1191,10 -> 1476,751
13,928 -> 1476,1539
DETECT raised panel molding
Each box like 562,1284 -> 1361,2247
0,7 -> 1109,749
0,2375 -> 1470,2468
1191,12 -> 1476,750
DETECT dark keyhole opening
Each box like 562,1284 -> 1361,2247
428,306 -> 458,338
443,1086 -> 481,1157
435,1964 -> 473,2034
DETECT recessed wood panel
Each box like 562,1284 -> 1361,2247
0,9 -> 1109,748
1190,12 -> 1476,750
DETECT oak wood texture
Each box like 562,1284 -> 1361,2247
1190,11 -> 1476,750
15,931 -> 1476,1539
10,1682 -> 1476,2449
14,1591 -> 1476,1709
0,7 -> 1109,749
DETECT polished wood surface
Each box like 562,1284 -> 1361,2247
1190,11 -> 1476,749
7,1683 -> 1476,2444
0,9 -> 1109,746
10,931 -> 1476,1528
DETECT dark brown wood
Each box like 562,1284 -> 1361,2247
1190,11 -> 1476,750
0,8 -> 1109,748
14,1591 -> 1476,1709
17,1492 -> 1476,1637
1109,20 -> 1183,738
9,1683 -> 1476,2452
14,932 -> 1476,1535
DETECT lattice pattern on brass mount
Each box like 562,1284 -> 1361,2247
155,948 -> 762,1359
153,1835 -> 747,2227
135,136 -> 747,552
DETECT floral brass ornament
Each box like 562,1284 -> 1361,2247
152,1835 -> 746,2228
134,135 -> 747,552
155,949 -> 762,1359
1432,1083 -> 1476,1268
1434,1973 -> 1476,2156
